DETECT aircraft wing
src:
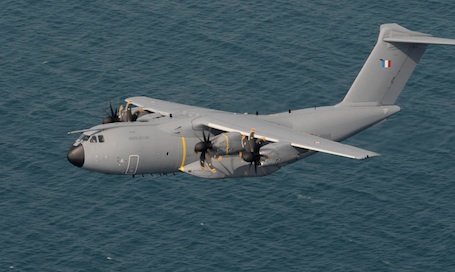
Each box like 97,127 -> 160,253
126,96 -> 220,116
200,114 -> 379,160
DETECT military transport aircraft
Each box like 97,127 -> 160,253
67,24 -> 455,179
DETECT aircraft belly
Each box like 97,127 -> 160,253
181,155 -> 280,179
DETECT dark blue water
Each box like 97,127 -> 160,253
2,1 -> 455,271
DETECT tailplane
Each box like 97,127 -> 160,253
338,23 -> 455,107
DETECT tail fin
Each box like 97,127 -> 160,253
338,23 -> 455,107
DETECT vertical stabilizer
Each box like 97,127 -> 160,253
338,24 -> 455,107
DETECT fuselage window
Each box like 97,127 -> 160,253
90,136 -> 98,143
98,135 -> 105,143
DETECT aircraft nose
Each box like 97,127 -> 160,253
67,144 -> 85,167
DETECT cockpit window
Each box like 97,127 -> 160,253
80,135 -> 90,142
77,134 -> 104,144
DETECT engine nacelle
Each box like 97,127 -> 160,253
260,142 -> 300,167
212,132 -> 244,155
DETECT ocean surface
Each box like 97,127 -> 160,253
1,1 -> 455,271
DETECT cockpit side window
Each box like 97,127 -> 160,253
81,135 -> 90,141
90,136 -> 98,143
98,135 -> 104,143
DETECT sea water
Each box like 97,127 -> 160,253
1,1 -> 455,271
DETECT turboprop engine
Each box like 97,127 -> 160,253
259,142 -> 300,167
211,132 -> 244,156
103,101 -> 152,124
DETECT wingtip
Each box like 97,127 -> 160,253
359,152 -> 380,160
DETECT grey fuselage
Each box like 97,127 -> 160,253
69,105 -> 399,176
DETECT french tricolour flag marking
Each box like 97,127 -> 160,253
381,59 -> 391,68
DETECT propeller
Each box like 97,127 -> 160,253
102,102 -> 121,124
240,129 -> 266,174
194,130 -> 216,172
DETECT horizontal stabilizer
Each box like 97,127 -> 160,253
384,35 -> 455,45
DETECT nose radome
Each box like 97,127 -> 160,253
67,145 -> 85,167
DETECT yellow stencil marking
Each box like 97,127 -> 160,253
223,133 -> 229,154
179,137 -> 187,172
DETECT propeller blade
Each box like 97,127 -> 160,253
103,102 -> 121,124
109,102 -> 114,116
205,155 -> 216,172
194,129 -> 216,171
199,151 -> 206,169
249,129 -> 255,139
